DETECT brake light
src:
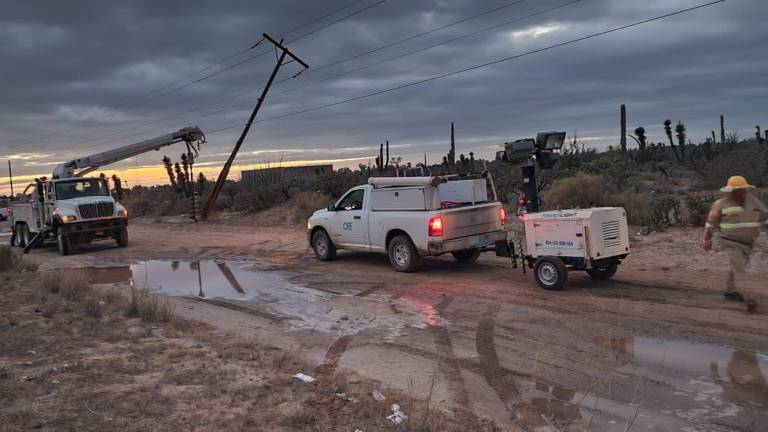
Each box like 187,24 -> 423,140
428,216 -> 444,236
499,207 -> 507,225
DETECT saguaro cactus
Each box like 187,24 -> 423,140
385,140 -> 390,168
448,122 -> 456,166
620,104 -> 627,152
720,114 -> 726,145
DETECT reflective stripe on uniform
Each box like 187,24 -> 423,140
721,206 -> 745,215
721,222 -> 762,229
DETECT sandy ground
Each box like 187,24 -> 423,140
3,215 -> 767,431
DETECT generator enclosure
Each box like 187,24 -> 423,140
522,207 -> 629,264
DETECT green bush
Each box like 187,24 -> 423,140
685,193 -> 717,226
543,173 -> 616,210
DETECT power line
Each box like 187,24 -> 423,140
10,0 -> 379,149
59,0 -> 538,151
207,0 -> 726,134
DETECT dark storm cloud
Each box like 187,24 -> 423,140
1,0 -> 766,185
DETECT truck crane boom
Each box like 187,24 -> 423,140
53,126 -> 205,179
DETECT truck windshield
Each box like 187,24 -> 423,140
55,179 -> 110,200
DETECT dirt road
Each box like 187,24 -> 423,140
9,216 -> 768,431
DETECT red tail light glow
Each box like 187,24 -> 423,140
499,207 -> 507,225
428,216 -> 444,236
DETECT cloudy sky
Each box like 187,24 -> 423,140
1,0 -> 765,193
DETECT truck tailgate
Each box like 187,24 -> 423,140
439,202 -> 502,240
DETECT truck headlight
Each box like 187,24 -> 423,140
307,220 -> 312,230
61,215 -> 77,222
117,209 -> 128,217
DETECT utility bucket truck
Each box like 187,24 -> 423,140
495,132 -> 630,290
10,127 -> 205,255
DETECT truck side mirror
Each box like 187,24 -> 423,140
327,204 -> 336,212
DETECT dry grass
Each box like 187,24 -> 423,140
83,293 -> 104,318
125,288 -> 175,323
40,269 -> 90,300
0,245 -> 14,271
0,245 -> 38,272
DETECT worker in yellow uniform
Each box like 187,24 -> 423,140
702,176 -> 767,312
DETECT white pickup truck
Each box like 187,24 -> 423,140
307,176 -> 506,272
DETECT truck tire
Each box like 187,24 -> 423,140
116,227 -> 129,248
311,229 -> 336,261
14,224 -> 27,248
388,234 -> 421,273
57,230 -> 72,256
586,262 -> 618,280
533,257 -> 568,291
451,249 -> 481,264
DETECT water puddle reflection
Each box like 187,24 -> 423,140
75,260 -> 417,336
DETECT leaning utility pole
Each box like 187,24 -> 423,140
200,33 -> 308,221
7,160 -> 14,197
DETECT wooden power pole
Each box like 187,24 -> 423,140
200,33 -> 308,221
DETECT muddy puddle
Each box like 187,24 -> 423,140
73,260 -> 419,337
548,336 -> 768,431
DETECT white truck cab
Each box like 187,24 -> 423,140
308,176 -> 506,272
11,177 -> 128,255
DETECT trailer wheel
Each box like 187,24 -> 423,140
311,229 -> 336,261
57,230 -> 72,256
533,257 -> 568,291
586,262 -> 617,280
388,234 -> 421,272
116,227 -> 129,248
452,249 -> 481,264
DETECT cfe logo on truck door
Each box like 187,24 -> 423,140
342,222 -> 353,231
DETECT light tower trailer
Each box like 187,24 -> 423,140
494,132 -> 631,290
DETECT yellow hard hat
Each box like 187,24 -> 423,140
720,175 -> 755,192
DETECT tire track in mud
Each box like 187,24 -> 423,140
316,335 -> 354,375
429,295 -> 475,421
475,304 -> 521,412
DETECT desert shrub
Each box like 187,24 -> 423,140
543,173 -> 616,210
125,288 -> 175,323
698,146 -> 767,190
291,192 -> 331,222
612,191 -> 652,226
312,168 -> 371,198
649,193 -> 680,225
232,180 -> 292,212
40,270 -> 90,300
685,193 -> 717,226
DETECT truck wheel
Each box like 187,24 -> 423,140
57,230 -> 72,256
451,249 -> 481,264
14,224 -> 27,248
388,234 -> 421,273
116,227 -> 129,248
586,262 -> 618,280
311,229 -> 336,261
533,257 -> 568,291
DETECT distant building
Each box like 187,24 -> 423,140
241,164 -> 333,184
